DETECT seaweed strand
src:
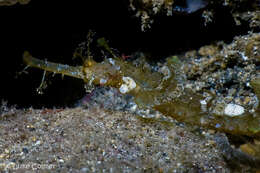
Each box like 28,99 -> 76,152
23,51 -> 84,79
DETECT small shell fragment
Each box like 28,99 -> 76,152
119,77 -> 136,94
200,100 -> 207,105
108,58 -> 115,65
200,100 -> 207,112
224,103 -> 245,117
100,78 -> 107,85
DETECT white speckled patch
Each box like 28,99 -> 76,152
224,104 -> 244,117
108,58 -> 115,65
119,77 -> 136,94
100,78 -> 107,85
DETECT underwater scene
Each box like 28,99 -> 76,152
1,0 -> 260,172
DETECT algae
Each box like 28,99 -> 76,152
154,96 -> 260,137
23,33 -> 260,139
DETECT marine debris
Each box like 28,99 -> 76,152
23,32 -> 260,138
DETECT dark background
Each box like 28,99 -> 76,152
0,0 -> 248,108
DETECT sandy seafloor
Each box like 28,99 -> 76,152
0,106 -> 233,173
3,102 -> 260,173
0,0 -> 260,172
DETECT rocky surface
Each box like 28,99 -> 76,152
128,0 -> 260,31
175,32 -> 260,118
